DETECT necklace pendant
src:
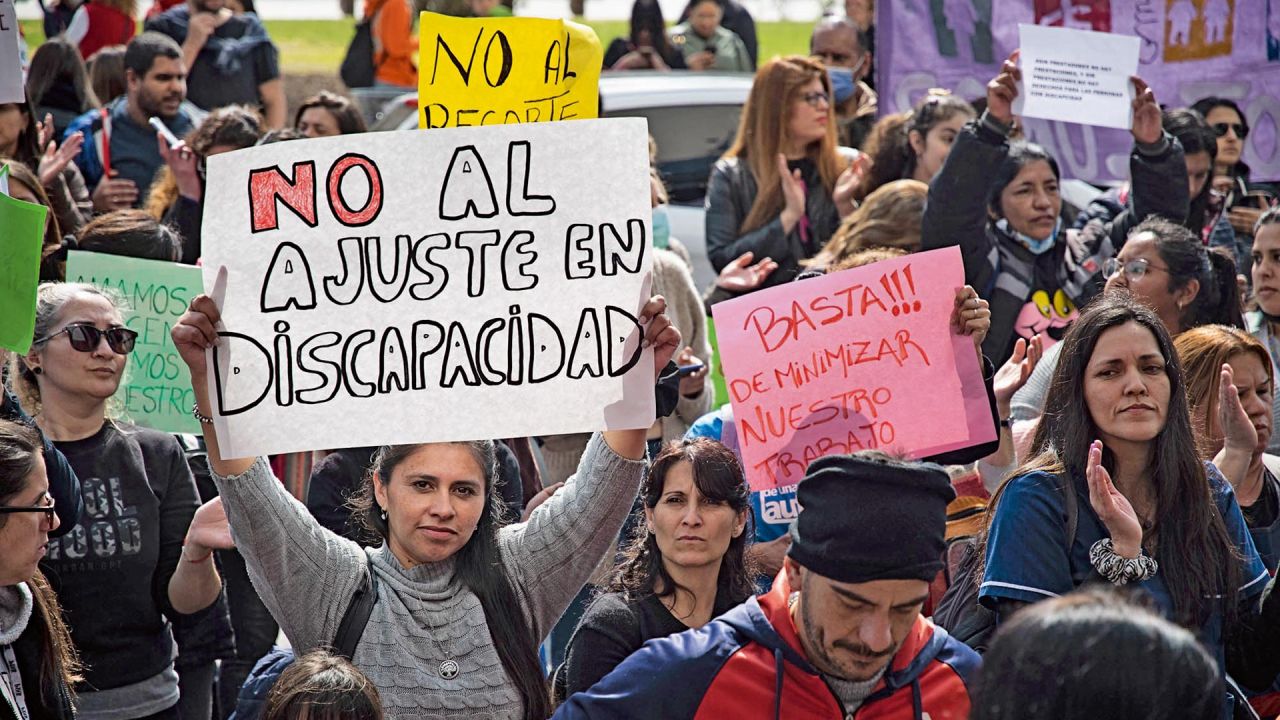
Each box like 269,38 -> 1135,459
439,660 -> 460,679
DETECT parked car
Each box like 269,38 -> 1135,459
368,72 -> 755,290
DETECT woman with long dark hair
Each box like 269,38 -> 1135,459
979,294 -> 1280,712
25,37 -> 100,139
0,94 -> 92,238
560,439 -> 753,699
603,0 -> 685,71
169,292 -> 681,720
705,55 -> 858,294
0,420 -> 81,720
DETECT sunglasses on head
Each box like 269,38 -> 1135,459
36,323 -> 138,354
1211,122 -> 1248,140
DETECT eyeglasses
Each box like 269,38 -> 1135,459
35,323 -> 138,354
1102,257 -> 1170,281
1211,122 -> 1248,140
0,494 -> 57,527
799,91 -> 831,109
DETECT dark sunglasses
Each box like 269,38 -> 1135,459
0,494 -> 57,526
35,323 -> 138,354
1211,122 -> 1248,140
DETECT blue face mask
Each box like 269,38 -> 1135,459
828,67 -> 856,104
996,217 -> 1062,255
652,205 -> 670,249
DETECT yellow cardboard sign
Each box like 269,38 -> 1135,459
417,12 -> 602,129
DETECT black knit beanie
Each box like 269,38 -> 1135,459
787,454 -> 955,584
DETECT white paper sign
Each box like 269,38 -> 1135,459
0,0 -> 22,103
1012,24 -> 1140,130
201,118 -> 655,458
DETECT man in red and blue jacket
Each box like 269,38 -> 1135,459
554,453 -> 980,720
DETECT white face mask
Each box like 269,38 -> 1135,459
996,217 -> 1062,255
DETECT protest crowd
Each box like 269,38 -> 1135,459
3,0 -> 1280,718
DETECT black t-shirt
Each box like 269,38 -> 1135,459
41,421 -> 200,691
146,7 -> 281,111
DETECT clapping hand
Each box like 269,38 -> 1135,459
716,251 -> 778,294
1218,363 -> 1257,454
1086,440 -> 1142,558
993,335 -> 1044,412
834,153 -> 870,218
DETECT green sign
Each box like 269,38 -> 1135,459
66,251 -> 203,434
0,164 -> 46,354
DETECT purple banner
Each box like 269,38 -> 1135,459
878,0 -> 1280,184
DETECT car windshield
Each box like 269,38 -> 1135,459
604,103 -> 742,205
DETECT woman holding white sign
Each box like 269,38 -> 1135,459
170,290 -> 681,720
921,51 -> 1189,367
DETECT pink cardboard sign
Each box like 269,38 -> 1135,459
711,246 -> 994,491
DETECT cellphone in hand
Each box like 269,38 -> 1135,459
676,363 -> 705,377
1239,192 -> 1276,210
149,117 -> 181,147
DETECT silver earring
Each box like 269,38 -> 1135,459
380,509 -> 388,522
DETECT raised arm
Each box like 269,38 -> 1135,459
921,54 -> 1016,291
171,292 -> 366,650
503,297 -> 680,637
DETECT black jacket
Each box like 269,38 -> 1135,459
3,594 -> 76,720
921,113 -> 1189,365
705,155 -> 847,294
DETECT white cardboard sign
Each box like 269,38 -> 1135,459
1013,24 -> 1141,130
201,118 -> 655,458
0,0 -> 22,103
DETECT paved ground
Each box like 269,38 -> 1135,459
17,0 -> 832,21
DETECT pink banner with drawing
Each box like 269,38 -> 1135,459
711,247 -> 994,492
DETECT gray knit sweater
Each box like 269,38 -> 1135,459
213,433 -> 644,718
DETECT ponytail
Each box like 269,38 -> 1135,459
1189,247 -> 1244,329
